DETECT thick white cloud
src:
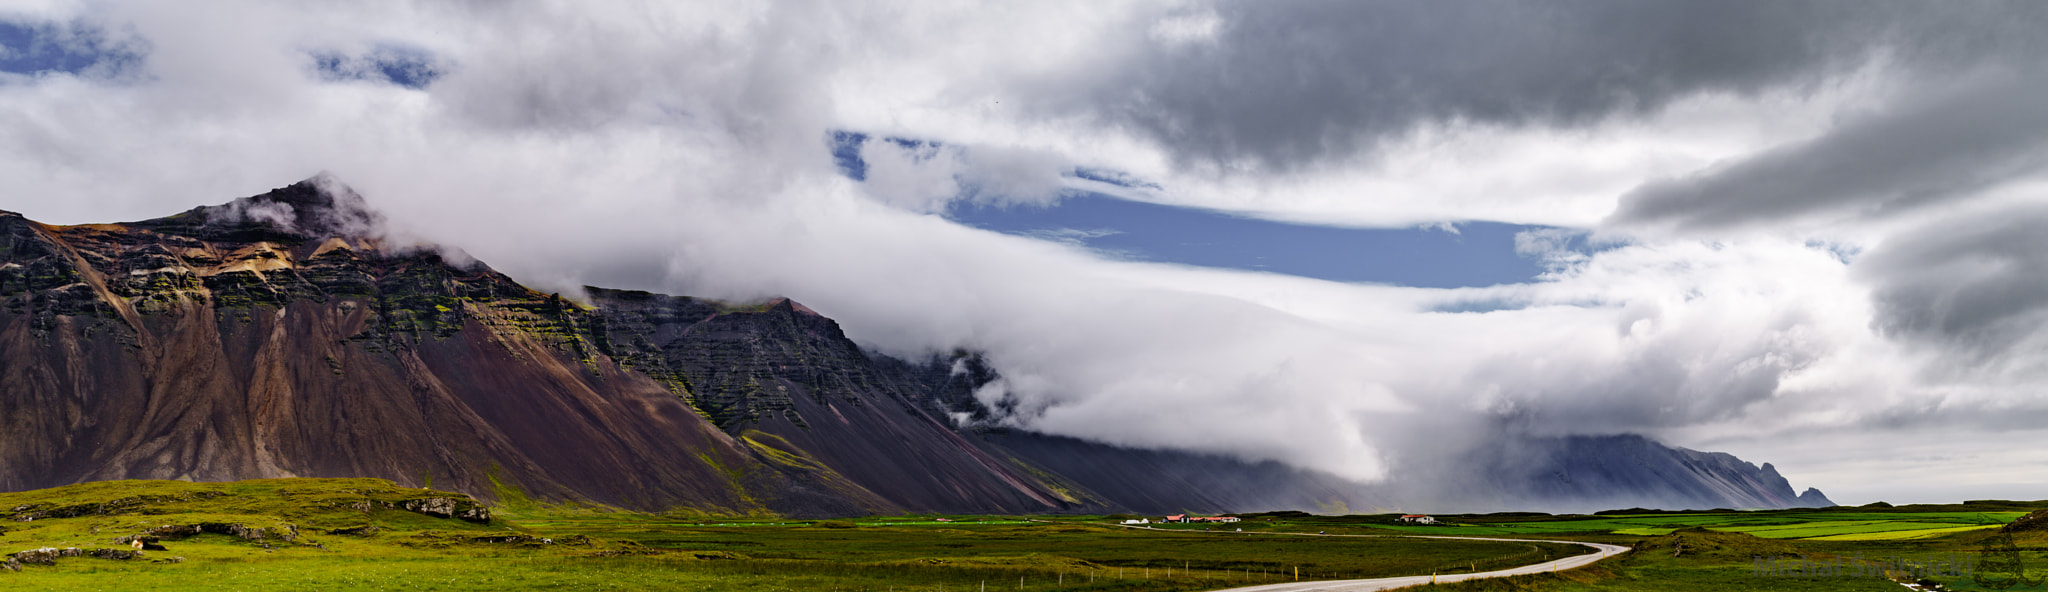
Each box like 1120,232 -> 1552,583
4,0 -> 2048,505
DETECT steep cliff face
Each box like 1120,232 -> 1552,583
582,288 -> 1093,514
0,180 -> 887,515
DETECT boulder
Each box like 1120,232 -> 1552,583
399,498 -> 492,523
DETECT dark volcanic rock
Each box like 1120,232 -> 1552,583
585,288 -> 1084,514
0,178 -> 871,514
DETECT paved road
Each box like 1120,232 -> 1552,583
1104,524 -> 1630,592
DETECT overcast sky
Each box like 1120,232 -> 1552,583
5,0 -> 2048,505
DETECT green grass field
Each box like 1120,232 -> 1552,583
4,479 -> 2044,591
0,479 -> 1588,591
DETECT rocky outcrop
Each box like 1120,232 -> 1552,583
584,288 -> 1088,514
398,497 -> 491,523
117,522 -> 297,544
8,547 -> 142,566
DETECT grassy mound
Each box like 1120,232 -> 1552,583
1635,527 -> 1799,559
1,478 -> 510,570
2001,509 -> 2048,533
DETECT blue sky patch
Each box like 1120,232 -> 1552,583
828,130 -> 1587,288
310,46 -> 442,89
949,193 -> 1572,288
830,131 -> 871,180
0,19 -> 144,77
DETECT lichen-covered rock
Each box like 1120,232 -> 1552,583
10,547 -> 80,565
85,548 -> 138,560
399,497 -> 491,523
124,522 -> 297,544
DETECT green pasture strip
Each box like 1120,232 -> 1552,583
1715,520 -> 1895,534
1804,524 -> 2003,541
1723,521 -> 1966,539
1786,512 -> 2024,523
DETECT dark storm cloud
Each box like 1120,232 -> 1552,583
1857,205 -> 2048,361
1058,0 -> 2044,174
1610,68 -> 2048,231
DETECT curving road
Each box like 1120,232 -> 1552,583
1106,524 -> 1630,592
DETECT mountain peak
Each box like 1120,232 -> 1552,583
1797,487 -> 1836,508
148,174 -> 386,241
769,297 -> 822,316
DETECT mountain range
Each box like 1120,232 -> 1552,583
0,177 -> 1832,515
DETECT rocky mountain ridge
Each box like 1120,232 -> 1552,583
0,177 -> 1832,515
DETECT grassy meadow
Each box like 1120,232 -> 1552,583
3,478 -> 2044,591
0,479 -> 1582,591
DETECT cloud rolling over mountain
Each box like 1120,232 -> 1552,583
3,1 -> 2047,505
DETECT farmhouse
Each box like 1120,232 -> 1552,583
1399,514 -> 1437,524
